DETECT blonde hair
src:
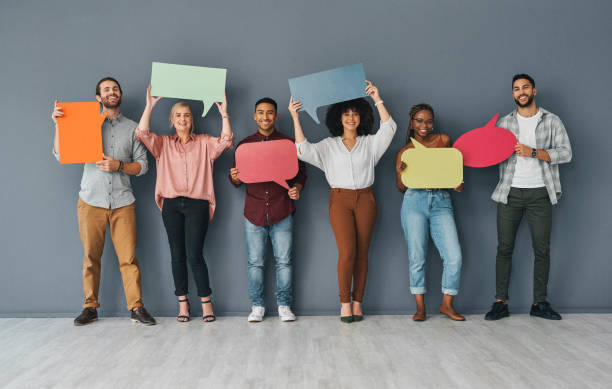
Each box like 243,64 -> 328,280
169,101 -> 194,133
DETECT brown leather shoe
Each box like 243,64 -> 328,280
131,307 -> 156,325
74,307 -> 98,326
439,305 -> 465,321
412,312 -> 426,321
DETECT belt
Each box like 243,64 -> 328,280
331,187 -> 372,194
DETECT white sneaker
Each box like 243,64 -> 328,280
278,306 -> 296,322
248,306 -> 265,322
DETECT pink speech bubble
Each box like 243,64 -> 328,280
453,114 -> 517,167
235,139 -> 299,189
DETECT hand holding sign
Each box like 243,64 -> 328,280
235,140 -> 298,189
401,138 -> 463,189
453,114 -> 517,167
288,63 -> 367,124
150,62 -> 226,117
56,101 -> 107,164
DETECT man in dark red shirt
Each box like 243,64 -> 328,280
230,97 -> 307,322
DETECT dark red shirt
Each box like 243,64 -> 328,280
230,129 -> 307,226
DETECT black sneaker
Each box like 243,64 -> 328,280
530,302 -> 562,320
484,301 -> 509,321
74,307 -> 98,326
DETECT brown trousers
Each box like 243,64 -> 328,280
77,198 -> 143,310
329,188 -> 377,303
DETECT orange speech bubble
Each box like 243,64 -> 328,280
56,102 -> 107,164
235,139 -> 299,189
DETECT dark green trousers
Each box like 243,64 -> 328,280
496,187 -> 552,303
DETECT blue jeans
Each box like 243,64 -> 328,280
245,214 -> 293,307
400,189 -> 462,295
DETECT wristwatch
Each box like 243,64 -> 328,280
531,148 -> 537,158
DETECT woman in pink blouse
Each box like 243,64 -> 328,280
136,86 -> 234,322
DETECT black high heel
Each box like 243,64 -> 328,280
177,298 -> 190,322
202,298 -> 216,322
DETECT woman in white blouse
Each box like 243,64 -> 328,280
289,81 -> 397,322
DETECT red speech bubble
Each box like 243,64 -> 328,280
453,114 -> 517,167
235,139 -> 299,189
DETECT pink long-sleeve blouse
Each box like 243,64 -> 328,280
135,126 -> 234,221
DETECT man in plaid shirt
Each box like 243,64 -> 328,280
485,74 -> 572,321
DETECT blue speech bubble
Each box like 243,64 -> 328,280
288,64 -> 367,124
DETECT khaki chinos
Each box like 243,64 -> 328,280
77,198 -> 143,310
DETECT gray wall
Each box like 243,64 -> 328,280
1,0 -> 610,317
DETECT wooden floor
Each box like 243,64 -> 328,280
1,314 -> 611,389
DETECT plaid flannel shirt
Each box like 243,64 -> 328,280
491,107 -> 572,205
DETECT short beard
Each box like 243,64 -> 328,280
101,96 -> 122,109
514,94 -> 534,108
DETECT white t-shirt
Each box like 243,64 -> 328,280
295,118 -> 397,189
512,110 -> 545,188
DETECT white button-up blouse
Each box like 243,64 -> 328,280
295,118 -> 397,189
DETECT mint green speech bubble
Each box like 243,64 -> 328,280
150,62 -> 226,117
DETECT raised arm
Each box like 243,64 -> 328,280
365,81 -> 397,163
289,97 -> 306,143
289,97 -> 325,170
216,93 -> 233,140
366,80 -> 390,123
134,85 -> 164,159
207,93 -> 234,161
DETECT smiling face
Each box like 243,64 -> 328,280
341,108 -> 360,133
411,109 -> 434,138
512,78 -> 537,108
254,102 -> 278,133
171,105 -> 193,134
96,80 -> 122,108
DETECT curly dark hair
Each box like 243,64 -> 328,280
325,98 -> 374,137
512,73 -> 535,88
406,103 -> 435,143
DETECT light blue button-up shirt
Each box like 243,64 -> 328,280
54,114 -> 148,209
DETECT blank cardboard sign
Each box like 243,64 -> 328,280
56,102 -> 107,164
288,64 -> 367,124
401,138 -> 463,188
150,62 -> 226,117
235,139 -> 298,189
453,114 -> 517,167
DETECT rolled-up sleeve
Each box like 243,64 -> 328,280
52,147 -> 60,162
371,117 -> 397,164
546,117 -> 572,165
132,130 -> 149,177
207,134 -> 234,161
295,140 -> 325,171
135,126 -> 164,160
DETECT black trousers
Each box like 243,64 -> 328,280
162,197 -> 212,297
496,187 -> 552,303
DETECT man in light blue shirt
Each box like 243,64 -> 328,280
52,77 -> 155,326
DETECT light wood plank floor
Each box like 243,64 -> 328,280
1,314 -> 611,389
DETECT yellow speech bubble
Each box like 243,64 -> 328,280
401,138 -> 463,189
